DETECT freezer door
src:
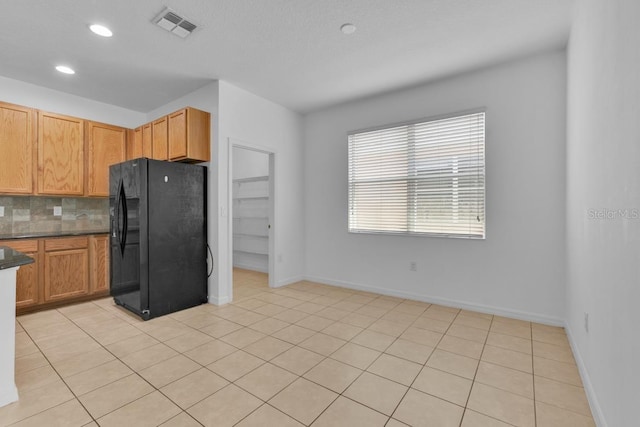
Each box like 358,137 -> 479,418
147,160 -> 207,317
110,159 -> 146,315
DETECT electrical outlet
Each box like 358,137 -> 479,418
53,206 -> 62,217
409,261 -> 417,271
584,312 -> 589,333
277,254 -> 283,262
0,206 -> 4,217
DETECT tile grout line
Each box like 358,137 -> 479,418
53,301 -> 203,425
14,303 -> 112,426
145,288 -> 348,424
65,299 -> 282,424
230,285 -> 406,425
383,304 -> 462,425
531,321 -> 538,427
56,302 -> 167,424
456,310 -> 521,427
10,274 -> 591,426
235,277 -> 592,424
228,281 -> 353,426
284,298 -> 404,426
456,308 -> 489,427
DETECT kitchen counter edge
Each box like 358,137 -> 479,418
0,230 -> 110,240
0,246 -> 35,270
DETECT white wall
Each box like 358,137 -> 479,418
565,1 -> 640,426
0,75 -> 145,128
218,81 -> 305,300
232,146 -> 269,180
146,80 -> 305,303
304,51 -> 567,324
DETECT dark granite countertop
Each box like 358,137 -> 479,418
0,246 -> 35,270
0,229 -> 110,241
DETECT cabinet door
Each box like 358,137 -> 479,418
168,107 -> 210,162
44,237 -> 89,302
38,111 -> 84,195
0,102 -> 35,194
44,248 -> 89,301
90,235 -> 109,294
141,123 -> 152,157
152,116 -> 168,160
16,252 -> 39,307
0,239 -> 39,307
128,127 -> 142,160
87,121 -> 126,197
128,125 -> 151,160
168,109 -> 187,160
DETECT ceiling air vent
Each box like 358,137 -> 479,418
154,7 -> 197,38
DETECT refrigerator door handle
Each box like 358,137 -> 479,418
117,180 -> 127,256
114,180 -> 121,250
121,184 -> 128,252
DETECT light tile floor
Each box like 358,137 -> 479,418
1,269 -> 596,426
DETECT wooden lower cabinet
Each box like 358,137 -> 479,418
0,234 -> 109,313
16,251 -> 39,307
0,239 -> 40,308
44,246 -> 89,302
90,235 -> 109,293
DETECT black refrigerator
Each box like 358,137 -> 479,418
109,158 -> 207,320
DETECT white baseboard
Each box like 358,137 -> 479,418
208,295 -> 230,306
303,275 -> 564,326
564,324 -> 607,427
0,384 -> 18,408
275,275 -> 304,288
233,261 -> 268,273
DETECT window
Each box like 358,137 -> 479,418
348,111 -> 485,238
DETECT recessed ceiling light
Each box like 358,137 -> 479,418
89,24 -> 113,37
340,23 -> 357,35
55,65 -> 75,75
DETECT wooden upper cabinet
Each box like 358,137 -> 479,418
168,107 -> 210,163
128,123 -> 152,160
141,124 -> 152,158
0,102 -> 35,194
127,128 -> 138,160
130,106 -> 209,164
38,111 -> 84,195
152,116 -> 168,161
86,121 -> 126,197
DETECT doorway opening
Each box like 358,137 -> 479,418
229,143 -> 275,300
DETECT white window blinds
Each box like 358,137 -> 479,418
348,111 -> 485,238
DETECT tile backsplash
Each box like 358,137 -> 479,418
0,196 -> 109,236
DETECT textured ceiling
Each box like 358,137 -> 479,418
2,0 -> 574,113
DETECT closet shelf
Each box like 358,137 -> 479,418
233,233 -> 268,238
233,196 -> 269,201
233,249 -> 268,256
233,175 -> 269,272
233,175 -> 269,184
232,216 -> 269,220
